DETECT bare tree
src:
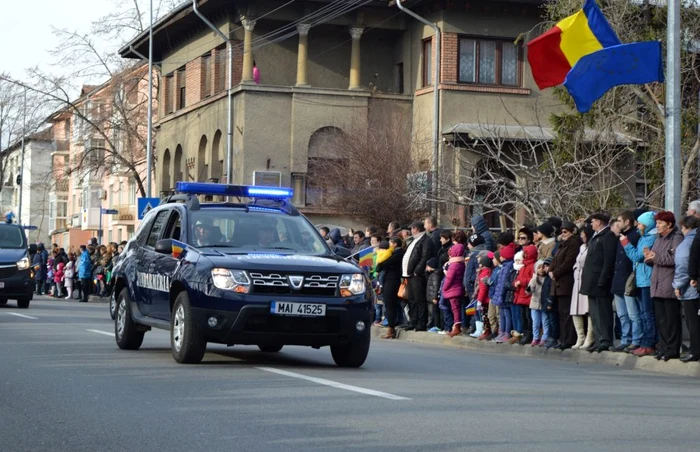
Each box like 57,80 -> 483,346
305,105 -> 430,226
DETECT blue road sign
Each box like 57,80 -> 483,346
137,197 -> 160,220
102,209 -> 119,215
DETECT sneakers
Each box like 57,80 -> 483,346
632,347 -> 655,357
612,343 -> 629,352
427,327 -> 441,333
624,344 -> 640,354
530,339 -> 541,347
495,333 -> 511,343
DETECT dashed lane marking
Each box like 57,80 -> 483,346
256,367 -> 411,401
6,312 -> 38,320
86,329 -> 114,337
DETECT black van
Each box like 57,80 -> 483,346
0,224 -> 33,308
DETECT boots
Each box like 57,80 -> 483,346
581,316 -> 595,349
381,327 -> 396,339
447,323 -> 462,337
470,321 -> 484,338
572,315 -> 586,349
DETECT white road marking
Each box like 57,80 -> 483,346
6,312 -> 38,320
257,367 -> 411,401
86,329 -> 114,337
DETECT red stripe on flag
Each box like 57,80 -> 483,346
527,26 -> 571,90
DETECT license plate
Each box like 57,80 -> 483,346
0,282 -> 4,289
270,301 -> 326,317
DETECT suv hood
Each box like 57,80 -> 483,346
202,252 -> 362,274
0,248 -> 27,264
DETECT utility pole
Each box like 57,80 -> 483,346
666,0 -> 681,216
17,87 -> 26,225
146,0 -> 154,198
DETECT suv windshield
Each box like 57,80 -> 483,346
188,208 -> 329,254
0,225 -> 26,249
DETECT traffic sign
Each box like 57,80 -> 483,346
138,197 -> 160,220
102,209 -> 119,215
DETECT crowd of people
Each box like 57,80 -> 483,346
29,238 -> 126,302
325,204 -> 700,364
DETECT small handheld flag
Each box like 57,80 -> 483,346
171,239 -> 187,259
357,247 -> 375,270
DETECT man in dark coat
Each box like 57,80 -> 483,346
580,212 -> 618,352
471,215 -> 496,252
610,211 -> 641,352
548,221 -> 581,349
401,220 -> 435,331
424,216 -> 441,258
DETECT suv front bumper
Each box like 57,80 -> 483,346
0,268 -> 33,300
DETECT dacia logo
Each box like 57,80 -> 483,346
288,275 -> 304,290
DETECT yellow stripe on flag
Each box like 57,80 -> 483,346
557,10 -> 604,68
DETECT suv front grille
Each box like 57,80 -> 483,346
0,265 -> 17,279
249,272 -> 339,296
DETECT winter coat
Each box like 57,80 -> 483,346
580,226 -> 618,297
537,238 -> 556,261
541,273 -> 555,311
406,233 -> 435,277
649,227 -> 684,299
623,211 -> 656,288
527,261 -> 545,310
471,215 -> 496,252
351,238 -> 371,257
514,245 -> 537,306
491,260 -> 515,306
428,228 -> 442,259
611,228 -> 640,296
548,236 -> 580,297
570,244 -> 589,315
488,266 -> 501,301
426,270 -> 442,302
476,267 -> 492,303
673,228 -> 699,301
376,247 -> 404,282
463,244 -> 485,295
436,242 -> 452,276
54,263 -> 64,284
442,244 -> 466,299
78,250 -> 92,279
64,261 -> 74,288
32,252 -> 44,281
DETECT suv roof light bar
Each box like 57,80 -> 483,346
175,182 -> 293,200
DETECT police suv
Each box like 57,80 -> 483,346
111,182 -> 373,367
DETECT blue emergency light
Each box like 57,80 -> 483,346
175,182 -> 293,199
23,225 -> 38,230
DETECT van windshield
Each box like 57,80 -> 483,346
0,225 -> 26,249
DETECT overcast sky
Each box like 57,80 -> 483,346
0,0 -> 115,80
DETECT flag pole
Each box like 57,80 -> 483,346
666,0 -> 681,216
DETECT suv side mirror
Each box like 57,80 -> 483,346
333,245 -> 351,258
155,238 -> 173,255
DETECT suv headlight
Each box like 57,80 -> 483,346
16,257 -> 30,271
339,274 -> 366,297
211,268 -> 251,293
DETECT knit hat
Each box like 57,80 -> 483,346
479,256 -> 494,268
536,222 -> 555,238
496,232 -> 515,246
499,243 -> 516,261
632,207 -> 649,220
543,256 -> 553,266
547,217 -> 563,233
487,251 -> 495,259
561,221 -> 577,233
378,240 -> 390,249
655,210 -> 676,226
426,257 -> 438,269
468,234 -> 484,247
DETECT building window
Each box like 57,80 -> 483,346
177,67 -> 186,109
458,37 -> 521,87
422,39 -> 433,87
395,62 -> 404,94
166,74 -> 174,113
202,53 -> 212,98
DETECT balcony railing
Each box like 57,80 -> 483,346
54,140 -> 70,152
50,217 -> 68,232
53,180 -> 69,193
113,204 -> 135,221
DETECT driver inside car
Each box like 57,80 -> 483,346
257,226 -> 277,247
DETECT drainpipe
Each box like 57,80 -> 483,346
396,0 -> 441,219
193,0 -> 234,185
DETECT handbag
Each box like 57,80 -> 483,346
397,278 -> 409,300
625,267 -> 637,297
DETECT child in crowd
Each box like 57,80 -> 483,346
513,245 -> 537,345
46,257 -> 55,297
482,252 -> 502,340
442,244 -> 466,337
472,254 -> 494,338
426,257 -> 443,332
54,262 -> 65,299
64,260 -> 74,300
511,251 -> 525,342
491,243 -> 516,343
527,260 -> 551,346
541,257 -> 559,348
372,239 -> 391,325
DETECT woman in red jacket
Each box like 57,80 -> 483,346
442,244 -> 466,337
512,245 -> 538,344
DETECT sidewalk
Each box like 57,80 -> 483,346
371,326 -> 700,378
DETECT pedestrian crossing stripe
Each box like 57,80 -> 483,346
141,202 -> 154,218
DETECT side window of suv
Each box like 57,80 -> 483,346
146,211 -> 171,248
163,210 -> 182,241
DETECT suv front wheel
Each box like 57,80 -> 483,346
115,288 -> 145,350
330,329 -> 370,368
170,291 -> 207,364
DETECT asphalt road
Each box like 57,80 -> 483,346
2,297 -> 700,452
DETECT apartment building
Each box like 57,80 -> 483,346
47,64 -> 153,250
117,0 -> 563,227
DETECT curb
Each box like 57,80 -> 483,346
371,326 -> 700,378
87,295 -> 110,304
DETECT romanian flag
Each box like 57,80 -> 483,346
172,239 -> 187,259
527,0 -> 620,90
357,247 -> 375,270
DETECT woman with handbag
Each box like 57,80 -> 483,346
376,238 -> 405,339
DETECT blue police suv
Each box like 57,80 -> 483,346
0,223 -> 33,308
111,183 -> 373,366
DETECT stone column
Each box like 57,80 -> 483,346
348,27 -> 363,90
296,24 -> 311,87
241,17 -> 256,83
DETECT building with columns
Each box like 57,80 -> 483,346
120,0 -> 561,227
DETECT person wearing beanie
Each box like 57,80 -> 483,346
535,223 -> 556,260
548,217 -> 563,236
622,210 -> 657,356
425,256 -> 443,333
463,233 -> 486,333
472,254 -> 494,339
646,211 -> 684,360
490,243 -> 517,343
442,244 -> 467,337
512,244 -> 538,345
547,220 -> 582,349
479,255 -> 494,268
497,232 -> 515,249
580,211 -> 617,353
